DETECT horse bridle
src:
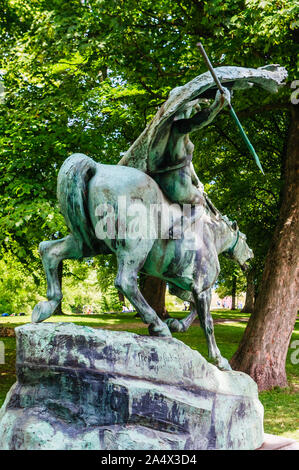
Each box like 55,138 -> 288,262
226,230 -> 240,257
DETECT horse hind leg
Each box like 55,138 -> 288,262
165,284 -> 197,332
114,251 -> 171,337
32,234 -> 84,323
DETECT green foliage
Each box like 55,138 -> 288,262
99,287 -> 123,313
216,258 -> 247,299
0,250 -> 44,313
165,289 -> 185,311
60,260 -> 102,313
94,255 -> 123,311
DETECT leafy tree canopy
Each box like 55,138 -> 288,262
0,0 -> 297,301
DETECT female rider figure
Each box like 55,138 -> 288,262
152,88 -> 231,206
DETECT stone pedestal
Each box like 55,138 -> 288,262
0,323 -> 264,450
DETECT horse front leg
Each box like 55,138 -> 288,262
32,235 -> 84,323
115,255 -> 171,338
166,307 -> 197,332
165,284 -> 197,332
192,287 -> 232,371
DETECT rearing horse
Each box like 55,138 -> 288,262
32,153 -> 253,370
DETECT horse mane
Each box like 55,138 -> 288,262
203,194 -> 238,234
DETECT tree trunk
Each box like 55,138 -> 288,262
53,261 -> 64,315
140,275 -> 169,320
231,274 -> 237,310
242,268 -> 255,313
230,105 -> 299,390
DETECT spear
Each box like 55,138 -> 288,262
197,42 -> 264,175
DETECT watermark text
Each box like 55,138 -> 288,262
290,340 -> 299,365
0,341 -> 5,365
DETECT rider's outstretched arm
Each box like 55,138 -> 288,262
174,87 -> 231,135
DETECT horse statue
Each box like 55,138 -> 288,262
32,64 -> 287,370
32,153 -> 253,370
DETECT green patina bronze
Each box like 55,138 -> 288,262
0,63 -> 287,451
0,323 -> 264,450
31,64 -> 287,371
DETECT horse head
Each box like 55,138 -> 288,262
224,220 -> 254,271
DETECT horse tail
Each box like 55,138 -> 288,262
57,153 -> 97,253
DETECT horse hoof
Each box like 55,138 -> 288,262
165,318 -> 185,332
148,322 -> 172,337
32,301 -> 56,323
216,357 -> 232,371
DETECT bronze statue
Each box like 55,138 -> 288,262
32,64 -> 287,370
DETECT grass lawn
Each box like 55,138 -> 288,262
0,310 -> 298,441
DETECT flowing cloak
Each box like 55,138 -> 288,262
118,65 -> 287,174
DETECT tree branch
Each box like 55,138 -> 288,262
139,78 -> 165,100
253,186 -> 279,203
235,102 -> 291,118
213,123 -> 244,155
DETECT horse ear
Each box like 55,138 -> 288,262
232,220 -> 238,230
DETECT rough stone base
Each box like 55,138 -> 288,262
0,323 -> 264,450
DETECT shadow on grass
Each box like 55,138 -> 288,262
0,312 -> 298,439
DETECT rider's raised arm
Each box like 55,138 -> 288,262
174,87 -> 231,135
